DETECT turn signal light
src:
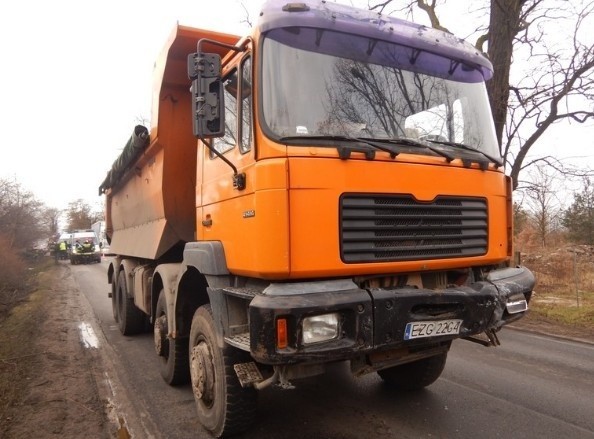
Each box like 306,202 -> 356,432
277,318 -> 288,349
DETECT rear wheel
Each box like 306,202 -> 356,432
154,292 -> 189,385
377,352 -> 448,390
189,305 -> 257,437
116,270 -> 145,335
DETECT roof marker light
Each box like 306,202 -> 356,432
282,3 -> 310,12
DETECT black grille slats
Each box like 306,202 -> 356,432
340,195 -> 488,263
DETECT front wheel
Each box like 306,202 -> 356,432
377,352 -> 448,390
154,292 -> 189,385
189,305 -> 257,438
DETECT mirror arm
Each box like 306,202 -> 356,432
197,38 -> 247,58
203,140 -> 246,190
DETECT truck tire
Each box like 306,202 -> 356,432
154,292 -> 189,385
377,352 -> 448,390
189,305 -> 257,438
116,270 -> 145,335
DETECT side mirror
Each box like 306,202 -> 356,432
188,52 -> 225,138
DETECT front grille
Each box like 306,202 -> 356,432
340,194 -> 488,263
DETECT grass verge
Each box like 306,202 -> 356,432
0,259 -> 54,435
522,246 -> 594,333
528,291 -> 594,329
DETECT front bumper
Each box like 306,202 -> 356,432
249,266 -> 534,364
71,252 -> 101,263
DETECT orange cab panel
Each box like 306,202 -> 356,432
287,157 -> 508,278
201,158 -> 290,278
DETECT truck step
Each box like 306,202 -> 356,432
225,332 -> 250,351
222,287 -> 261,298
233,361 -> 264,388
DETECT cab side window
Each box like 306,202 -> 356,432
213,69 -> 238,155
211,56 -> 252,157
240,57 -> 252,153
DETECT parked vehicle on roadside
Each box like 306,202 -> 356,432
68,230 -> 101,264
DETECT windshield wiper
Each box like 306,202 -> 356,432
425,139 -> 503,169
372,137 -> 457,162
279,135 -> 462,162
279,135 -> 401,159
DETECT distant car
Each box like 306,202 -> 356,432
68,231 -> 102,264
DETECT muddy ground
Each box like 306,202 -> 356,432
0,261 -> 592,439
0,263 -> 112,439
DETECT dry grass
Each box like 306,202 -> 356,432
0,236 -> 27,293
521,245 -> 594,330
0,256 -> 56,434
0,282 -> 46,433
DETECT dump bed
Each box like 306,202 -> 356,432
100,25 -> 240,259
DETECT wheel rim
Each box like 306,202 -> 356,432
154,314 -> 168,357
190,341 -> 215,406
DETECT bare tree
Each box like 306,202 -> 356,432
65,199 -> 102,231
505,1 -> 594,187
44,207 -> 62,240
521,164 -> 562,247
239,1 -> 254,27
0,178 -> 44,249
369,0 -> 594,189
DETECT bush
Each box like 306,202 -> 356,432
0,234 -> 26,292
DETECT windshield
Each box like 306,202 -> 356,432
72,235 -> 97,244
261,30 -> 500,159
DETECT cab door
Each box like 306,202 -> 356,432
199,54 -> 259,274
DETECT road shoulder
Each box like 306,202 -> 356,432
1,263 -> 110,438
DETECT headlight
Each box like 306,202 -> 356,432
302,313 -> 339,344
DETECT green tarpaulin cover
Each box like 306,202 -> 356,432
99,125 -> 149,195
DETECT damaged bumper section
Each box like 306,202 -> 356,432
248,266 -> 535,364
70,251 -> 102,264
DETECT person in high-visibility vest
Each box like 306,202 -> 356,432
81,239 -> 94,253
59,240 -> 67,260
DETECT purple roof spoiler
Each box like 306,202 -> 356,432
257,0 -> 493,82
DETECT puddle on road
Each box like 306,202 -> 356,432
103,374 -> 133,438
117,416 -> 132,438
78,323 -> 133,437
78,322 -> 99,348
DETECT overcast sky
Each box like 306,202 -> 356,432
1,0 -> 592,212
0,0 -> 262,210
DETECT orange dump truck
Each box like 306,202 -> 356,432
99,1 -> 535,436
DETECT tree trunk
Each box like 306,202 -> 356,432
486,0 -> 523,148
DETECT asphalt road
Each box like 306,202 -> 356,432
71,260 -> 594,439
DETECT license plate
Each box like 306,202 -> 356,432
404,319 -> 463,340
